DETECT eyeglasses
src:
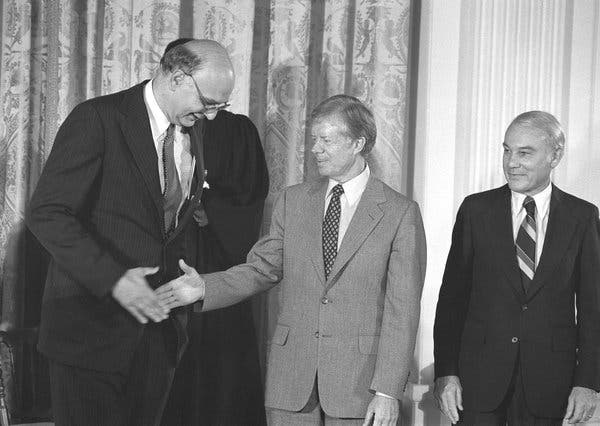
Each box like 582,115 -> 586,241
182,71 -> 230,113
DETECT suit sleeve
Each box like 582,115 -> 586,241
26,102 -> 126,298
433,200 -> 474,379
370,201 -> 427,398
573,205 -> 600,391
198,189 -> 285,312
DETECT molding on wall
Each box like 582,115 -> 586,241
455,0 -> 569,199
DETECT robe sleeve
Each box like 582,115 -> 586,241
200,110 -> 269,269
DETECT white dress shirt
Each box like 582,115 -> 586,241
324,164 -> 371,250
510,183 -> 552,265
143,81 -> 195,221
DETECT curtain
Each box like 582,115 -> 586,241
0,0 -> 415,419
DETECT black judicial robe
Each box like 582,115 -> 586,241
162,110 -> 269,426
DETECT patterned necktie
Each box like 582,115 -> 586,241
162,124 -> 182,233
516,196 -> 536,293
323,184 -> 344,280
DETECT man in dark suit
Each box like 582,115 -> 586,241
433,111 -> 600,425
26,38 -> 235,426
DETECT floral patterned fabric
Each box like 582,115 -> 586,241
0,0 -> 413,413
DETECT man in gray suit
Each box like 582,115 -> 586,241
157,95 -> 427,425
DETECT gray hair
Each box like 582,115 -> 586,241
159,39 -> 230,75
160,38 -> 202,74
310,94 -> 377,155
507,110 -> 565,151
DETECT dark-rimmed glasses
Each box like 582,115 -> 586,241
182,71 -> 230,113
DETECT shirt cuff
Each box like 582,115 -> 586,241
375,391 -> 395,399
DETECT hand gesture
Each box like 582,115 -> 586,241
112,266 -> 169,324
434,375 -> 463,424
564,386 -> 597,424
362,394 -> 400,426
155,259 -> 205,309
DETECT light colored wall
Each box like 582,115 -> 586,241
410,0 -> 600,424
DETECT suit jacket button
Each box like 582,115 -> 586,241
511,336 -> 519,343
314,331 -> 320,338
321,297 -> 330,304
521,305 -> 528,311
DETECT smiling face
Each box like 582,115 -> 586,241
310,116 -> 365,182
167,66 -> 234,126
502,124 -> 562,196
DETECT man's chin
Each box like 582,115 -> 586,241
182,114 -> 204,127
507,180 -> 527,193
316,165 -> 329,177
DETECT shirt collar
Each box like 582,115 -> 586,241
143,80 -> 171,141
326,164 -> 371,206
511,182 -> 552,219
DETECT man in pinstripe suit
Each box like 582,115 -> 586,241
27,39 -> 234,426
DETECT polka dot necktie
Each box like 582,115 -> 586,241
162,124 -> 182,233
516,196 -> 536,293
322,184 -> 344,280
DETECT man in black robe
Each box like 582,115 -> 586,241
162,109 -> 269,426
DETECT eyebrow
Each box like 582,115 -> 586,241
503,143 -> 534,149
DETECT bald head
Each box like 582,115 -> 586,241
153,38 -> 235,126
159,39 -> 234,80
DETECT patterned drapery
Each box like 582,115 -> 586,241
0,0 -> 415,416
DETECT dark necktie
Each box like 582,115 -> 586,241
516,196 -> 536,293
323,184 -> 344,280
162,124 -> 182,233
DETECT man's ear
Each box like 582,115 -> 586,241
354,137 -> 366,154
550,146 -> 564,168
169,69 -> 186,90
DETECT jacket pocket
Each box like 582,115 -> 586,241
359,334 -> 380,354
270,324 -> 290,346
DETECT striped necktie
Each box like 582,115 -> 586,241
322,184 -> 344,280
516,196 -> 536,293
162,124 -> 182,233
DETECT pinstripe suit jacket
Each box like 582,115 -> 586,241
27,82 -> 207,373
201,176 -> 427,417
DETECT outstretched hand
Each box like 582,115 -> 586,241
155,259 -> 205,308
112,266 -> 168,324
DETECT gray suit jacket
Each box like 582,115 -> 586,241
201,176 -> 426,417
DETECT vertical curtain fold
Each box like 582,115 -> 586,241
0,0 -> 414,419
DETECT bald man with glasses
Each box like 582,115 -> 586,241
27,38 -> 268,426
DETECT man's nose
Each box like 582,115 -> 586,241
204,111 -> 218,120
508,154 -> 520,168
311,141 -> 322,154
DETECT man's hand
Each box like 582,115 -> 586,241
155,259 -> 205,309
362,394 -> 400,426
112,266 -> 168,324
564,386 -> 597,424
434,375 -> 463,424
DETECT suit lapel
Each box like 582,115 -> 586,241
485,185 -> 524,302
325,177 -> 384,291
118,82 -> 163,223
526,185 -> 577,300
308,179 -> 328,285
